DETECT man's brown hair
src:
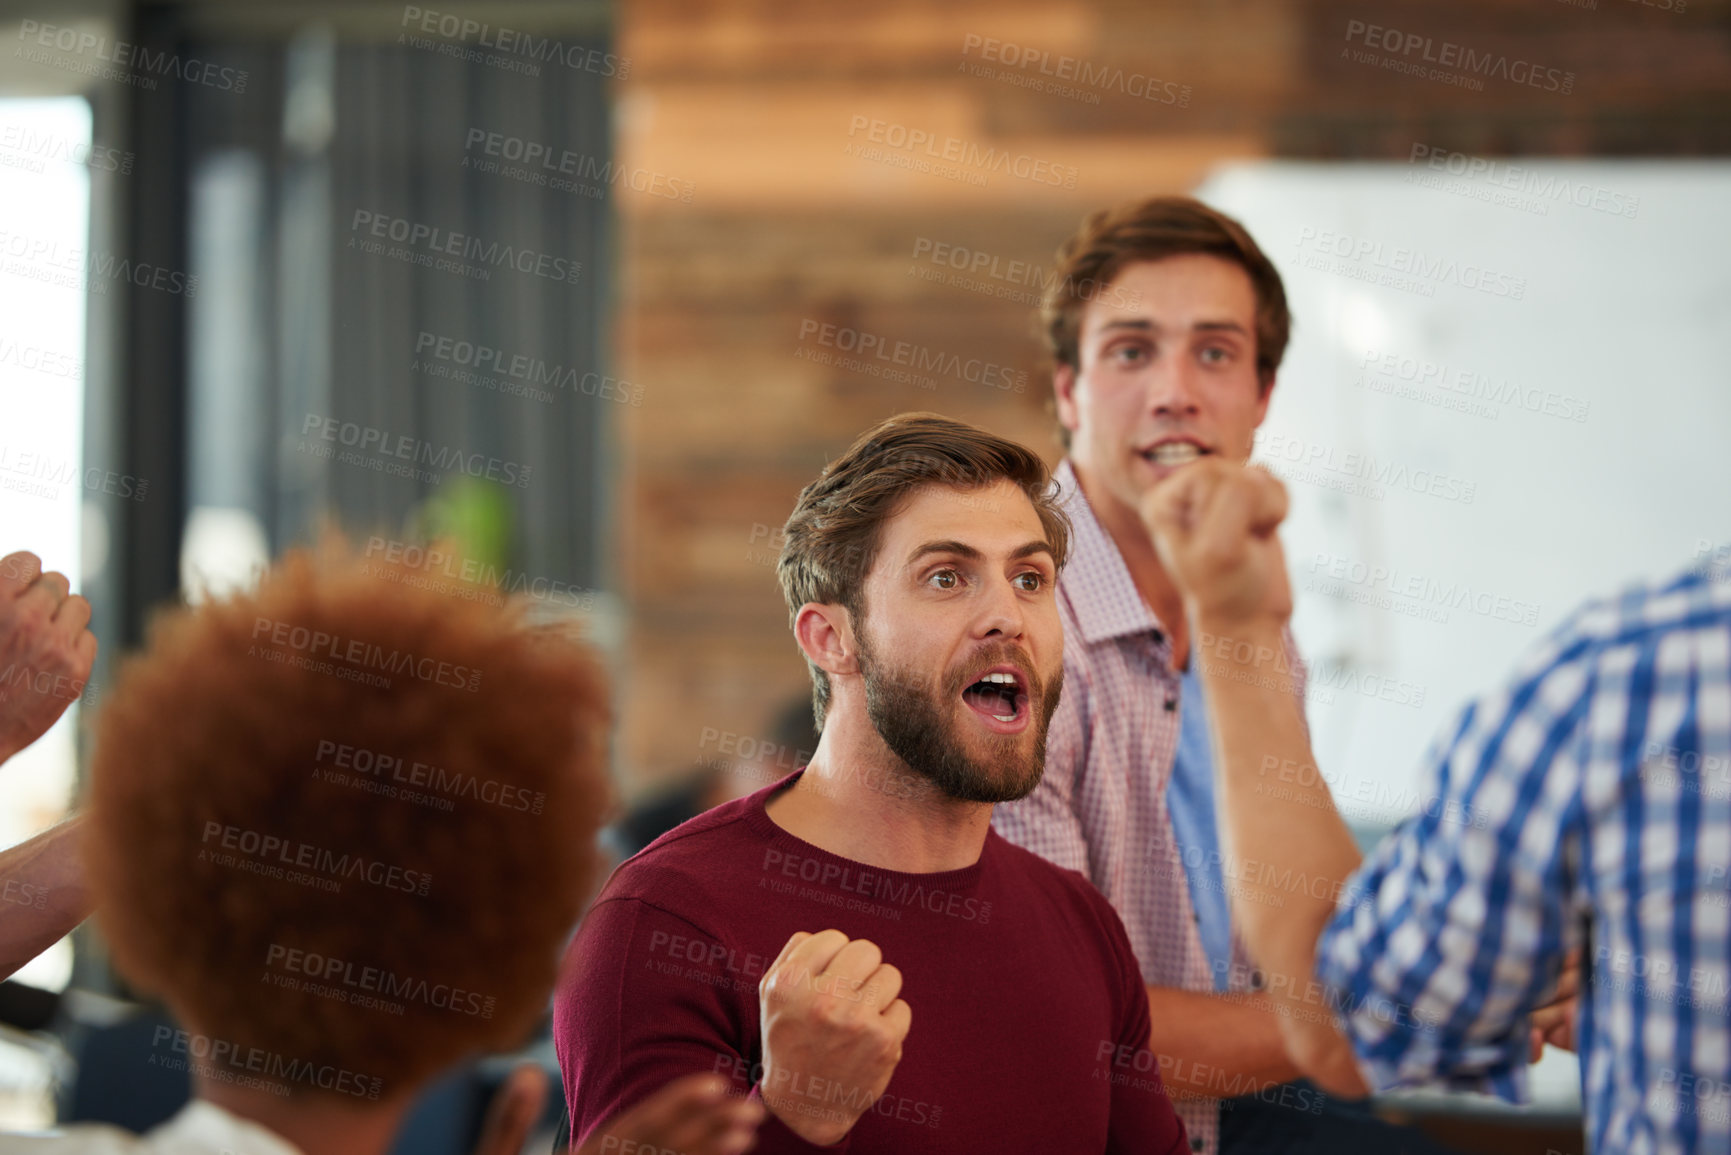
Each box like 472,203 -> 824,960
83,543 -> 611,1100
1041,195 -> 1291,403
776,413 -> 1070,729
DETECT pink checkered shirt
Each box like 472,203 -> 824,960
993,460 -> 1304,1155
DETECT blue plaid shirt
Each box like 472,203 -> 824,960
1315,556 -> 1731,1155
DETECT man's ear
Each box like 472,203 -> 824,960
794,603 -> 858,678
1254,370 -> 1277,423
1053,362 -> 1081,435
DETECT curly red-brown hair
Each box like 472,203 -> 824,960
82,541 -> 612,1100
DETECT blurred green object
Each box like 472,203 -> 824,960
406,476 -> 514,574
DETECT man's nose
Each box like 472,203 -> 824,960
1147,361 -> 1203,418
975,576 -> 1026,640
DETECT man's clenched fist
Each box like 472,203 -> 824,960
757,929 -> 910,1145
0,551 -> 97,765
1139,459 -> 1294,632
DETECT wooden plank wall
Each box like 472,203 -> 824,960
608,0 -> 1730,793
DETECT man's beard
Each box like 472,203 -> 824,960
855,630 -> 1062,804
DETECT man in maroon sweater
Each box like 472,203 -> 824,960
555,413 -> 1188,1154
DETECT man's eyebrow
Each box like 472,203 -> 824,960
907,540 -> 983,565
906,540 -> 1054,565
1096,318 -> 1249,336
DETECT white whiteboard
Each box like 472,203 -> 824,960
1196,160 -> 1731,822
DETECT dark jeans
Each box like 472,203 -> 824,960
1217,1080 -> 1462,1155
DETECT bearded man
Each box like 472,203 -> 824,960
553,412 -> 1188,1154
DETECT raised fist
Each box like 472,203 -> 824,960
757,929 -> 911,1145
1139,459 -> 1293,632
0,551 -> 97,764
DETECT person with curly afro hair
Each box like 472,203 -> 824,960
26,542 -> 760,1155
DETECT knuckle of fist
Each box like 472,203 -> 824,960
812,1001 -> 855,1031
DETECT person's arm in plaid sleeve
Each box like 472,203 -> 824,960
1309,689 -> 1583,1098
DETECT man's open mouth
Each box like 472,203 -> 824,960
1140,440 -> 1211,468
961,668 -> 1029,727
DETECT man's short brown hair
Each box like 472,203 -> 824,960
777,413 -> 1070,730
1041,196 -> 1291,390
83,543 -> 611,1100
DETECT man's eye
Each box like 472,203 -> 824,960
1200,346 -> 1230,365
929,570 -> 959,590
1013,572 -> 1045,592
1115,345 -> 1147,364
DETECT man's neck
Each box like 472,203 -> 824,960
764,715 -> 992,875
1069,460 -> 1190,669
198,1077 -> 413,1155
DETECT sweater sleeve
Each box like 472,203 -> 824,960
554,895 -> 857,1154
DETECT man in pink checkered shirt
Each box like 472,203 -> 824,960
992,198 -> 1451,1155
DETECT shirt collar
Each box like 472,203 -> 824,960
1053,459 -> 1171,646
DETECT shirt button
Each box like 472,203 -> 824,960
1190,1138 -> 1205,1152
